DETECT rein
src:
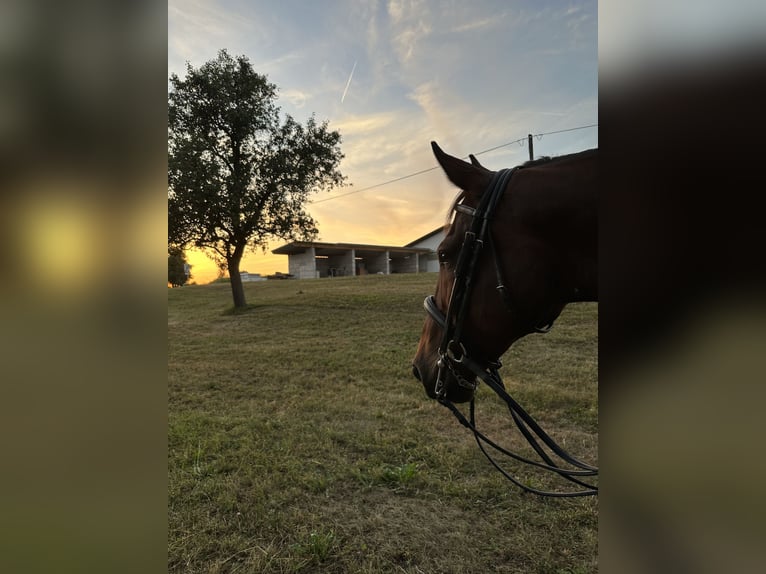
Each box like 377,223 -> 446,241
424,168 -> 598,497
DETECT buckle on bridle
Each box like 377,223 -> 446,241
434,359 -> 447,399
434,340 -> 480,399
446,340 -> 466,363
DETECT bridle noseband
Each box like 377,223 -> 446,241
423,167 -> 598,497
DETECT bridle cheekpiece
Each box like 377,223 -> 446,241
425,167 -> 517,400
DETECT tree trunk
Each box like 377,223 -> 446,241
227,256 -> 247,308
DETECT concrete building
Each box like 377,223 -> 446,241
404,228 -> 444,273
272,228 -> 445,279
240,271 -> 266,282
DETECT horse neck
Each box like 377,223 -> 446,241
496,170 -> 597,303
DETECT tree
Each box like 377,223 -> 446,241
168,247 -> 191,287
168,50 -> 345,307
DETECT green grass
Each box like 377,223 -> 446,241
169,274 -> 598,573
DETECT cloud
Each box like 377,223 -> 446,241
281,89 -> 310,109
168,0 -> 255,68
392,20 -> 432,62
387,0 -> 432,63
309,180 -> 448,246
333,113 -> 396,136
451,16 -> 497,33
255,50 -> 306,75
334,107 -> 435,177
371,195 -> 410,205
406,81 -> 468,151
387,0 -> 405,24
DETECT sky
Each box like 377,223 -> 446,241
168,0 -> 598,283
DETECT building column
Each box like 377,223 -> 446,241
289,246 -> 317,279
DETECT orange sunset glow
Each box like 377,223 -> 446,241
169,1 -> 598,284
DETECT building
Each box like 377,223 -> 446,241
404,228 -> 444,273
272,228 -> 445,279
240,271 -> 266,282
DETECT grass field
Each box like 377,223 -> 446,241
168,274 -> 598,573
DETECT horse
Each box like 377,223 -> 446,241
411,142 -> 598,496
412,141 -> 597,402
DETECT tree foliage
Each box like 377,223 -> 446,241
168,247 -> 190,287
168,50 -> 345,306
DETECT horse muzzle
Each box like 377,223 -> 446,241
411,359 -> 476,403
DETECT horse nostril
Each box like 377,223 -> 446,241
412,365 -> 422,381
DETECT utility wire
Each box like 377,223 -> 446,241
310,123 -> 597,205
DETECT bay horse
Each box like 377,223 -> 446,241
411,141 -> 598,496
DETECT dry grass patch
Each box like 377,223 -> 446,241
169,274 -> 597,573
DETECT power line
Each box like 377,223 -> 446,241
534,124 -> 599,138
311,165 -> 442,204
310,123 -> 598,205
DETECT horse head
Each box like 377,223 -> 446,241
412,142 -> 518,402
412,142 -> 597,403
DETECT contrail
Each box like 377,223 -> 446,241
340,59 -> 357,104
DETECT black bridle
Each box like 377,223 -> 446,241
424,167 -> 598,497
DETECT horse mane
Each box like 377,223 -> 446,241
522,148 -> 597,168
445,190 -> 467,226
443,157 -> 555,224
443,149 -> 597,224
522,156 -> 553,167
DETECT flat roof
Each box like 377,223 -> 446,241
272,241 -> 432,257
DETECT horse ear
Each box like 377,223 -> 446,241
468,153 -> 492,174
431,141 -> 490,195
